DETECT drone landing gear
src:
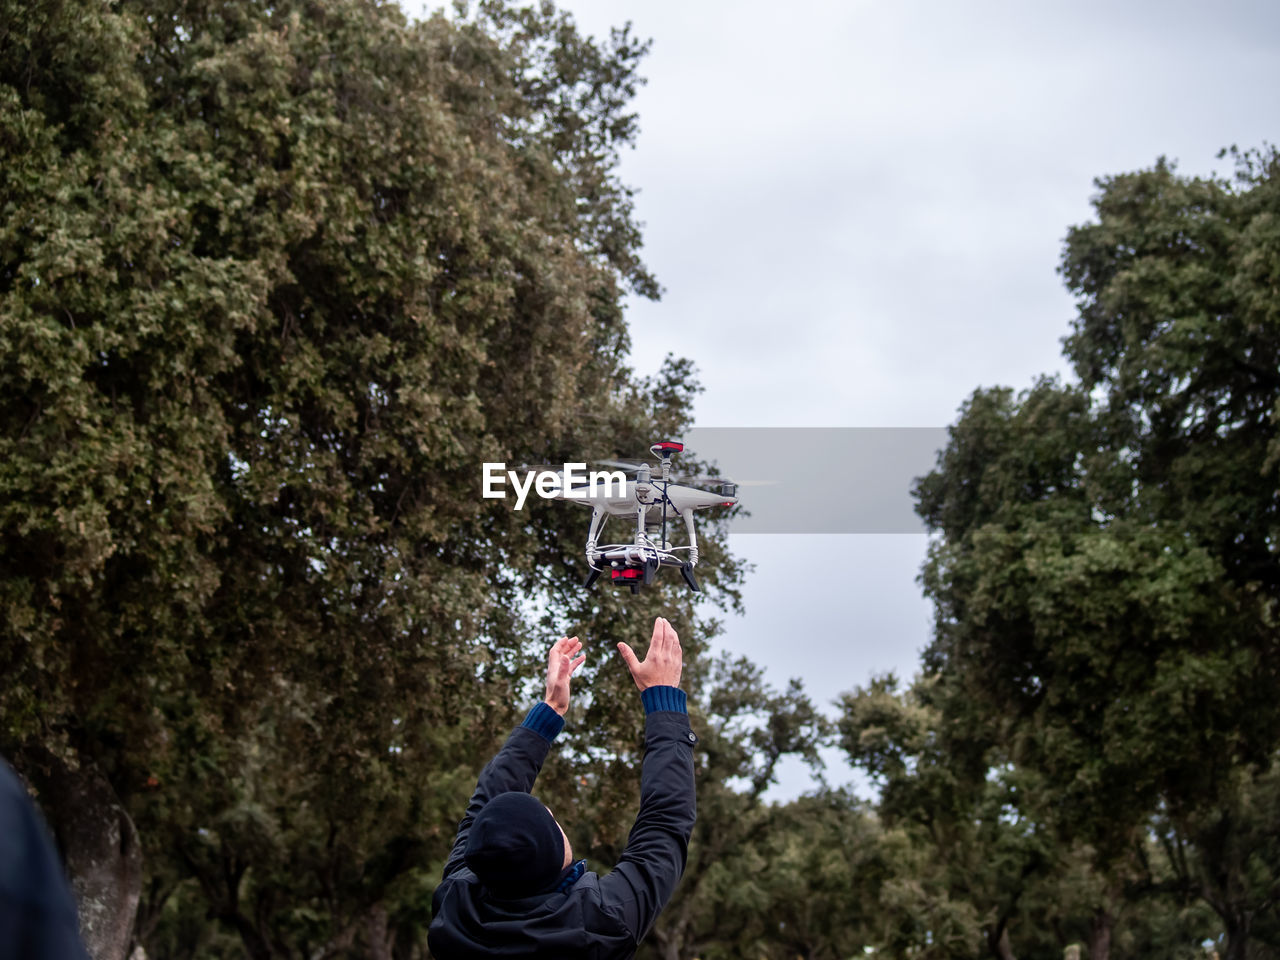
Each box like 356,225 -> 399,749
680,562 -> 701,593
583,566 -> 603,589
643,558 -> 659,585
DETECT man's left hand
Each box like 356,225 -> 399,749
544,636 -> 586,716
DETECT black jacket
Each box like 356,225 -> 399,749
428,707 -> 697,959
0,758 -> 91,960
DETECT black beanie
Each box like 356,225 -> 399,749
464,792 -> 565,897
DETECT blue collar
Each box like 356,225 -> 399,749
555,859 -> 586,894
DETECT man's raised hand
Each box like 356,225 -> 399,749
616,617 -> 683,692
544,636 -> 586,716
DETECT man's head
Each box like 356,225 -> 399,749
464,792 -> 570,898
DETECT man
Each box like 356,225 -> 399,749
428,617 -> 696,959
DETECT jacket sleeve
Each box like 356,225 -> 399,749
439,702 -> 564,882
598,688 -> 697,943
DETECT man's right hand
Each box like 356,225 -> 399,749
616,617 -> 682,691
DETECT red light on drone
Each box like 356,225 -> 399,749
612,568 -> 644,580
653,441 -> 684,452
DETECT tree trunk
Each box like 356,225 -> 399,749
1086,907 -> 1112,960
33,751 -> 143,960
226,910 -> 275,960
1222,913 -> 1250,960
992,925 -> 1017,960
651,922 -> 684,960
655,936 -> 680,960
365,903 -> 393,960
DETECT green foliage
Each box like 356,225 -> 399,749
6,0 -> 1279,955
0,0 -> 745,955
691,790 -> 883,960
839,674 -> 1044,958
902,150 -> 1280,958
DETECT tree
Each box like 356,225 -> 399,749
912,150 -> 1280,960
836,670 -> 1227,960
0,0 -> 745,956
838,673 -> 1055,960
682,788 -> 883,960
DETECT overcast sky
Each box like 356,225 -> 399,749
419,0 -> 1280,798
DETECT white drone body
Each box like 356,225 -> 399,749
549,441 -> 737,592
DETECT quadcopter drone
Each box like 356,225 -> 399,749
546,441 -> 738,593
